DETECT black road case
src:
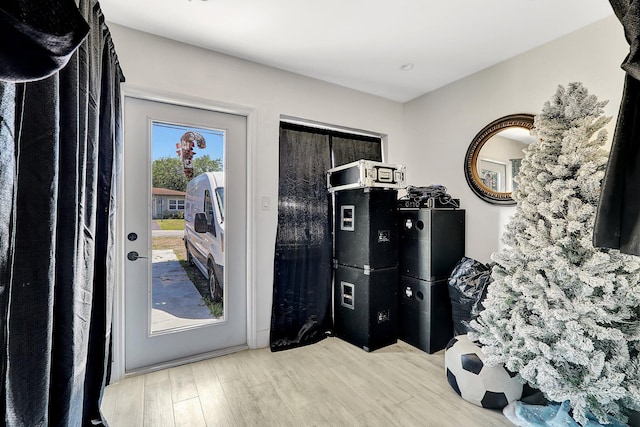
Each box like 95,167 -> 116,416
333,264 -> 398,352
334,188 -> 398,269
398,208 -> 465,281
327,159 -> 406,193
398,275 -> 453,354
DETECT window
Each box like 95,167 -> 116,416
215,187 -> 224,222
168,199 -> 185,210
204,190 -> 215,234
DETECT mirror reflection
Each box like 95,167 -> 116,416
476,127 -> 537,193
463,113 -> 535,205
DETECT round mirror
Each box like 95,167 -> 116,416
464,113 -> 536,205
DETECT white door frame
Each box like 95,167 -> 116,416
111,85 -> 257,381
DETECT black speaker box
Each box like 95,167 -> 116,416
333,264 -> 397,352
398,209 -> 465,281
398,275 -> 453,354
334,188 -> 398,269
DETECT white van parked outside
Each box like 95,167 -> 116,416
184,172 -> 224,303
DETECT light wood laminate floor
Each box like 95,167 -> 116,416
101,337 -> 513,426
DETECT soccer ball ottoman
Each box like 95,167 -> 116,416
444,334 -> 522,409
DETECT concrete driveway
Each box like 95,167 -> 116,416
152,229 -> 184,237
151,249 -> 218,332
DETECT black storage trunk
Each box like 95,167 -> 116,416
398,275 -> 453,353
398,209 -> 465,281
333,264 -> 398,352
334,188 -> 398,269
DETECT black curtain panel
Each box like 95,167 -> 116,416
332,134 -> 382,166
270,123 -> 382,351
271,125 -> 333,351
0,0 -> 89,82
0,0 -> 124,425
593,0 -> 640,254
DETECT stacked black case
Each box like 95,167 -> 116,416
333,188 -> 398,352
397,208 -> 465,353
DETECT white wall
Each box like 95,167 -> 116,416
403,16 -> 627,263
108,24 -> 404,349
111,15 -> 629,351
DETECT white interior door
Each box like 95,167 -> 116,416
123,96 -> 247,372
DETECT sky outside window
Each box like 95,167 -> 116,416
152,121 -> 224,165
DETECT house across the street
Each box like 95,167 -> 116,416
152,187 -> 186,219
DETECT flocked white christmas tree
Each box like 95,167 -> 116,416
468,82 -> 640,425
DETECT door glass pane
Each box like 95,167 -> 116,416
151,121 -> 225,334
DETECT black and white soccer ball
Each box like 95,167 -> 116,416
444,334 -> 523,409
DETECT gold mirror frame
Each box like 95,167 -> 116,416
464,113 -> 535,206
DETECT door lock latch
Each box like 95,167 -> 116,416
127,251 -> 148,261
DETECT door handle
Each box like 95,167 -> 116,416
127,251 -> 148,261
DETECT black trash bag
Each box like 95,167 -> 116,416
447,257 -> 493,335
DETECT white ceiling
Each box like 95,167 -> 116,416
99,0 -> 614,103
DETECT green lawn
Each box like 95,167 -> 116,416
156,219 -> 184,230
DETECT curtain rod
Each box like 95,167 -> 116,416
280,115 -> 385,139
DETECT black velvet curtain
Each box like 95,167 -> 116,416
0,0 -> 124,425
593,0 -> 640,254
0,0 -> 89,82
332,135 -> 383,165
270,122 -> 381,351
